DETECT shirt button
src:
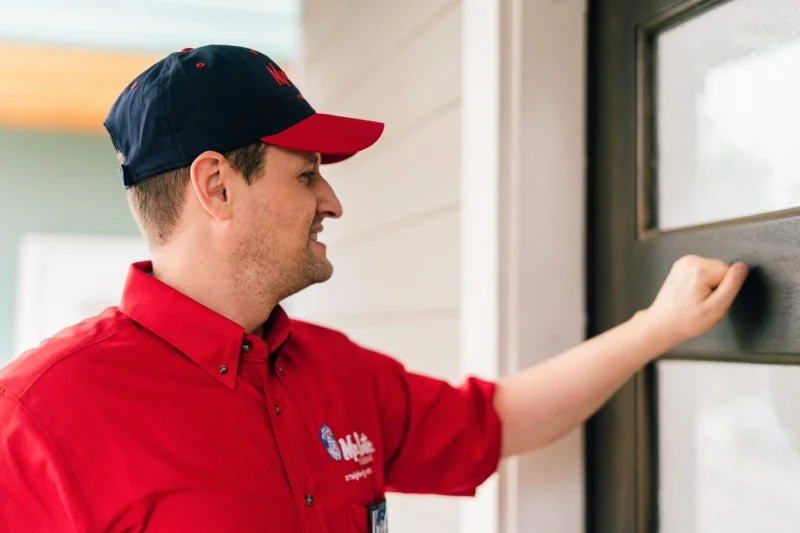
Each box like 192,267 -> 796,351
218,364 -> 228,375
241,340 -> 252,352
304,493 -> 314,507
275,403 -> 282,415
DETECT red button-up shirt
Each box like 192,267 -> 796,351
0,262 -> 501,532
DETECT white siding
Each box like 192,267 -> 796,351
294,1 -> 465,532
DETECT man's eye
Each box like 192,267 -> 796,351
300,171 -> 316,183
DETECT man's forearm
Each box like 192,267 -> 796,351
494,310 -> 681,457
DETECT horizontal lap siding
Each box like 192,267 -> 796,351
296,2 -> 465,532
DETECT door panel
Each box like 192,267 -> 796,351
658,361 -> 800,533
587,0 -> 800,531
654,0 -> 800,231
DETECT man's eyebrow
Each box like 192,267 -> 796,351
306,153 -> 320,166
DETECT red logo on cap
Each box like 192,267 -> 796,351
266,63 -> 291,87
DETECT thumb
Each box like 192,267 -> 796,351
702,261 -> 749,314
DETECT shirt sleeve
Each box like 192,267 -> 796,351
0,393 -> 86,532
361,346 -> 503,496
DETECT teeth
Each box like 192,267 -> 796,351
310,233 -> 318,241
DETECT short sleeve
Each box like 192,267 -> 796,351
0,393 -> 86,532
362,348 -> 502,496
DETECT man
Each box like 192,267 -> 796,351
0,44 -> 748,532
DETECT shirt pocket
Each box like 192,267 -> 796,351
348,498 -> 388,533
348,502 -> 369,532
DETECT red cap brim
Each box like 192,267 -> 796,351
261,112 -> 384,164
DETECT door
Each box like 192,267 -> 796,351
587,0 -> 800,532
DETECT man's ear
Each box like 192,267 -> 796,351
189,151 -> 234,221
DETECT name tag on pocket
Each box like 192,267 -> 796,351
368,499 -> 387,533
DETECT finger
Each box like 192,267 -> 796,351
697,258 -> 731,287
702,261 -> 749,313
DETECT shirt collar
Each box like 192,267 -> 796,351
119,261 -> 292,388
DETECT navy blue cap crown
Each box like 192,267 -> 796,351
104,44 -> 315,187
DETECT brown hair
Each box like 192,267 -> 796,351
126,142 -> 268,245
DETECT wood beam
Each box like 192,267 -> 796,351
0,42 -> 294,135
0,43 -> 166,134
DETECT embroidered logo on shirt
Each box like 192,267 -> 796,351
338,432 -> 375,466
319,424 -> 343,461
320,425 -> 377,482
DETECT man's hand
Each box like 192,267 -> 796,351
494,255 -> 749,457
643,255 -> 749,344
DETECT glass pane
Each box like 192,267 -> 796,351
656,0 -> 800,230
658,360 -> 800,533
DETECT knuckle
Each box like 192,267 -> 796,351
677,254 -> 699,269
685,263 -> 703,281
714,257 -> 732,270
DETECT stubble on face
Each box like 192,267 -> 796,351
229,166 -> 334,305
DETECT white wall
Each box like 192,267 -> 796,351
296,1 -> 587,532
294,1 -> 466,532
461,1 -> 586,532
493,1 -> 587,532
14,234 -> 147,357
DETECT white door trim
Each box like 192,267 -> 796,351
459,1 -> 587,532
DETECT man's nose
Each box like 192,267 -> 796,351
316,175 -> 343,219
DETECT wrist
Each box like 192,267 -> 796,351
629,308 -> 685,357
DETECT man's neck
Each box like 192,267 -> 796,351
149,252 -> 277,334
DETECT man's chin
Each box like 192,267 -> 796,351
314,262 -> 334,284
306,258 -> 333,285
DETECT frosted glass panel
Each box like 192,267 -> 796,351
656,0 -> 800,230
658,361 -> 800,533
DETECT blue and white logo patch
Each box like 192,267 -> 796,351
319,424 -> 343,461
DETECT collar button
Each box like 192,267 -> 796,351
241,340 -> 252,352
218,364 -> 229,375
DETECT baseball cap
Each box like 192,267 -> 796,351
104,44 -> 385,188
